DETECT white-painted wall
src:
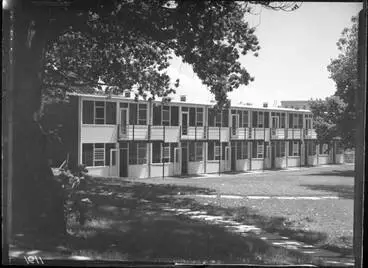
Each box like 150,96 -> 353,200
129,165 -> 149,178
287,157 -> 300,167
318,155 -> 330,165
336,154 -> 344,164
307,155 -> 318,166
206,161 -> 220,174
188,161 -> 205,174
275,157 -> 287,169
236,159 -> 250,171
150,163 -> 174,178
86,166 -> 111,177
251,159 -> 264,170
81,125 -> 118,143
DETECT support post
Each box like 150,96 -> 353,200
354,8 -> 366,268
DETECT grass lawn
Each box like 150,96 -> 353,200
10,164 -> 353,264
134,164 -> 354,256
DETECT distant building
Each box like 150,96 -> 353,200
280,100 -> 310,110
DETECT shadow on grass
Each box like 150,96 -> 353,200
303,169 -> 355,178
61,178 -> 315,264
300,184 -> 354,199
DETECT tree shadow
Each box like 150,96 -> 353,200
303,169 -> 355,177
62,178 -> 313,264
300,184 -> 354,199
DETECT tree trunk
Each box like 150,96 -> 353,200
11,7 -> 66,236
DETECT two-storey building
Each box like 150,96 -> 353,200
45,93 -> 344,178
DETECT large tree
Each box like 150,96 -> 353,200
309,16 -> 358,149
3,0 -> 301,235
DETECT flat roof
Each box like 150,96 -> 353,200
68,92 -> 311,113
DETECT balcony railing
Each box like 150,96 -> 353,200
116,124 -> 317,142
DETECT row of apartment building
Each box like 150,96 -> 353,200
45,93 -> 344,178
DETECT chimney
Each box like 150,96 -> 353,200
263,102 -> 268,108
180,95 -> 187,102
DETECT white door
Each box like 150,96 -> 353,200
174,147 -> 181,175
109,148 -> 118,176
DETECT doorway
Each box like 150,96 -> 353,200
119,147 -> 128,177
181,143 -> 188,175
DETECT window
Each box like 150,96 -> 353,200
171,106 -> 179,126
196,108 -> 203,126
280,113 -> 286,128
153,105 -> 161,125
252,111 -> 258,127
298,114 -> 303,129
137,143 -> 147,164
289,141 -> 300,156
106,102 -> 116,124
162,106 -> 170,126
208,141 -> 221,161
237,110 -> 243,127
129,142 -> 147,164
129,103 -> 137,125
94,143 -> 105,166
222,109 -> 229,127
162,143 -> 170,163
196,142 -> 203,161
307,141 -> 316,156
82,101 -> 94,124
243,111 -> 249,128
257,112 -> 264,128
152,142 -> 161,163
208,109 -> 215,127
264,112 -> 269,128
289,114 -> 293,128
189,107 -> 196,127
236,141 -> 248,159
292,114 -> 299,128
215,111 -> 222,127
138,104 -> 147,125
82,143 -> 93,166
170,143 -> 178,162
82,143 -> 116,167
319,143 -> 329,155
336,142 -> 344,154
275,141 -> 286,157
252,141 -> 264,158
189,142 -> 195,161
215,142 -> 221,160
95,102 -> 105,124
222,142 -> 227,160
82,100 -> 116,125
105,143 -> 116,165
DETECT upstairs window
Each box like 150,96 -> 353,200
162,106 -> 170,126
138,104 -> 147,125
82,100 -> 116,125
196,108 -> 203,126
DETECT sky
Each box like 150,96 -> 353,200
166,2 -> 363,106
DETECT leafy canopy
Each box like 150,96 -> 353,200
41,0 -> 300,107
309,16 -> 358,148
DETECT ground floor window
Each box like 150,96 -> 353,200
307,141 -> 317,156
129,142 -> 147,164
152,142 -> 177,163
82,143 -> 116,167
236,141 -> 248,159
275,141 -> 286,157
289,141 -> 300,156
319,143 -> 329,155
336,141 -> 344,154
208,141 -> 221,161
252,141 -> 264,159
189,141 -> 204,162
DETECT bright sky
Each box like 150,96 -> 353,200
166,2 -> 362,106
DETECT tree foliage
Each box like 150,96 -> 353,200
309,16 -> 358,149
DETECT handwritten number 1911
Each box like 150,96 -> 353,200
24,256 -> 44,264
